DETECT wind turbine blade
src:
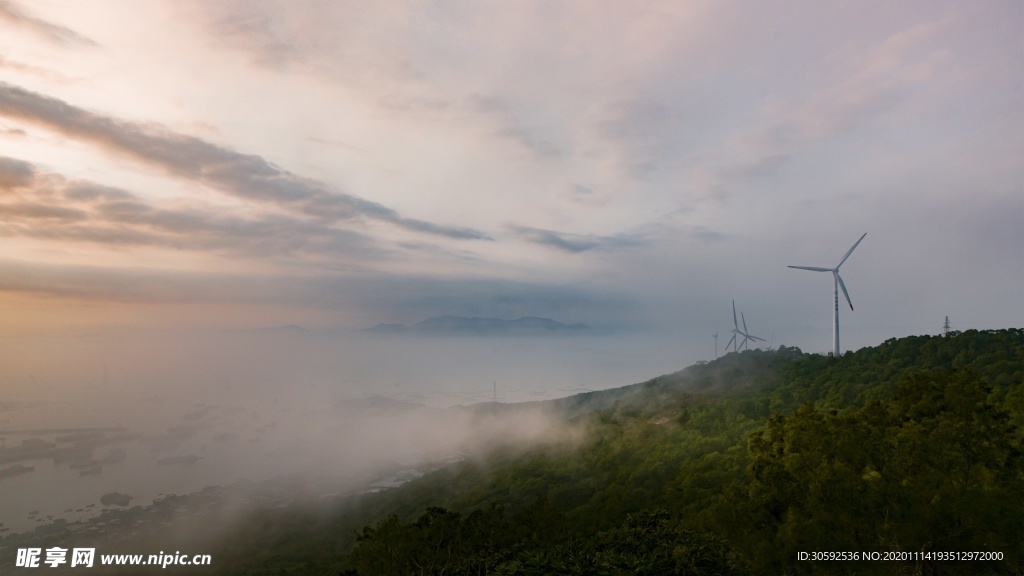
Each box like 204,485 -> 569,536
749,335 -> 766,342
742,312 -> 748,334
836,232 -> 867,268
787,265 -> 833,272
837,272 -> 854,310
727,334 -> 737,350
732,300 -> 738,329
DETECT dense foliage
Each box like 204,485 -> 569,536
210,329 -> 1022,575
742,369 -> 1022,574
349,506 -> 743,576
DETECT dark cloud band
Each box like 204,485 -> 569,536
0,1 -> 97,47
510,224 -> 647,253
0,156 -> 385,263
0,82 -> 490,241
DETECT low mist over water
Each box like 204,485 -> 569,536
0,328 -> 688,533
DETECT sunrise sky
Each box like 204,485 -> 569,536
0,0 -> 1020,353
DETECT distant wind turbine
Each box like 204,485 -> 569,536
713,333 -> 719,360
738,311 -> 765,351
726,300 -> 765,352
788,233 -> 866,357
726,301 -> 740,353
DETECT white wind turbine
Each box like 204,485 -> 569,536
788,233 -> 866,357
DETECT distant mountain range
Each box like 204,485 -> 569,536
366,315 -> 591,336
251,324 -> 308,335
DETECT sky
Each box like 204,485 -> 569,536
0,0 -> 1021,368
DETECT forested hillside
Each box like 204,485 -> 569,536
212,329 -> 1022,575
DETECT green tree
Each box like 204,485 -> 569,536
744,370 -> 1022,574
594,510 -> 744,576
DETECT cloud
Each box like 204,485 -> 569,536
492,124 -> 562,159
696,17 -> 955,200
461,94 -> 563,159
0,82 -> 491,242
510,224 -> 647,254
0,0 -> 97,47
0,201 -> 86,221
0,156 -> 386,263
0,155 -> 34,188
0,258 -> 264,303
589,97 -> 676,178
0,55 -> 71,82
558,182 -> 608,207
193,0 -> 320,71
62,183 -> 134,202
187,2 -> 574,160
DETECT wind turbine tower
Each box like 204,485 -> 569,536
788,233 -> 866,357
713,333 -> 719,359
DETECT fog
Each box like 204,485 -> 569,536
0,328 -> 691,535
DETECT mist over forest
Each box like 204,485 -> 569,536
2,328 -> 1020,575
0,327 -> 676,533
